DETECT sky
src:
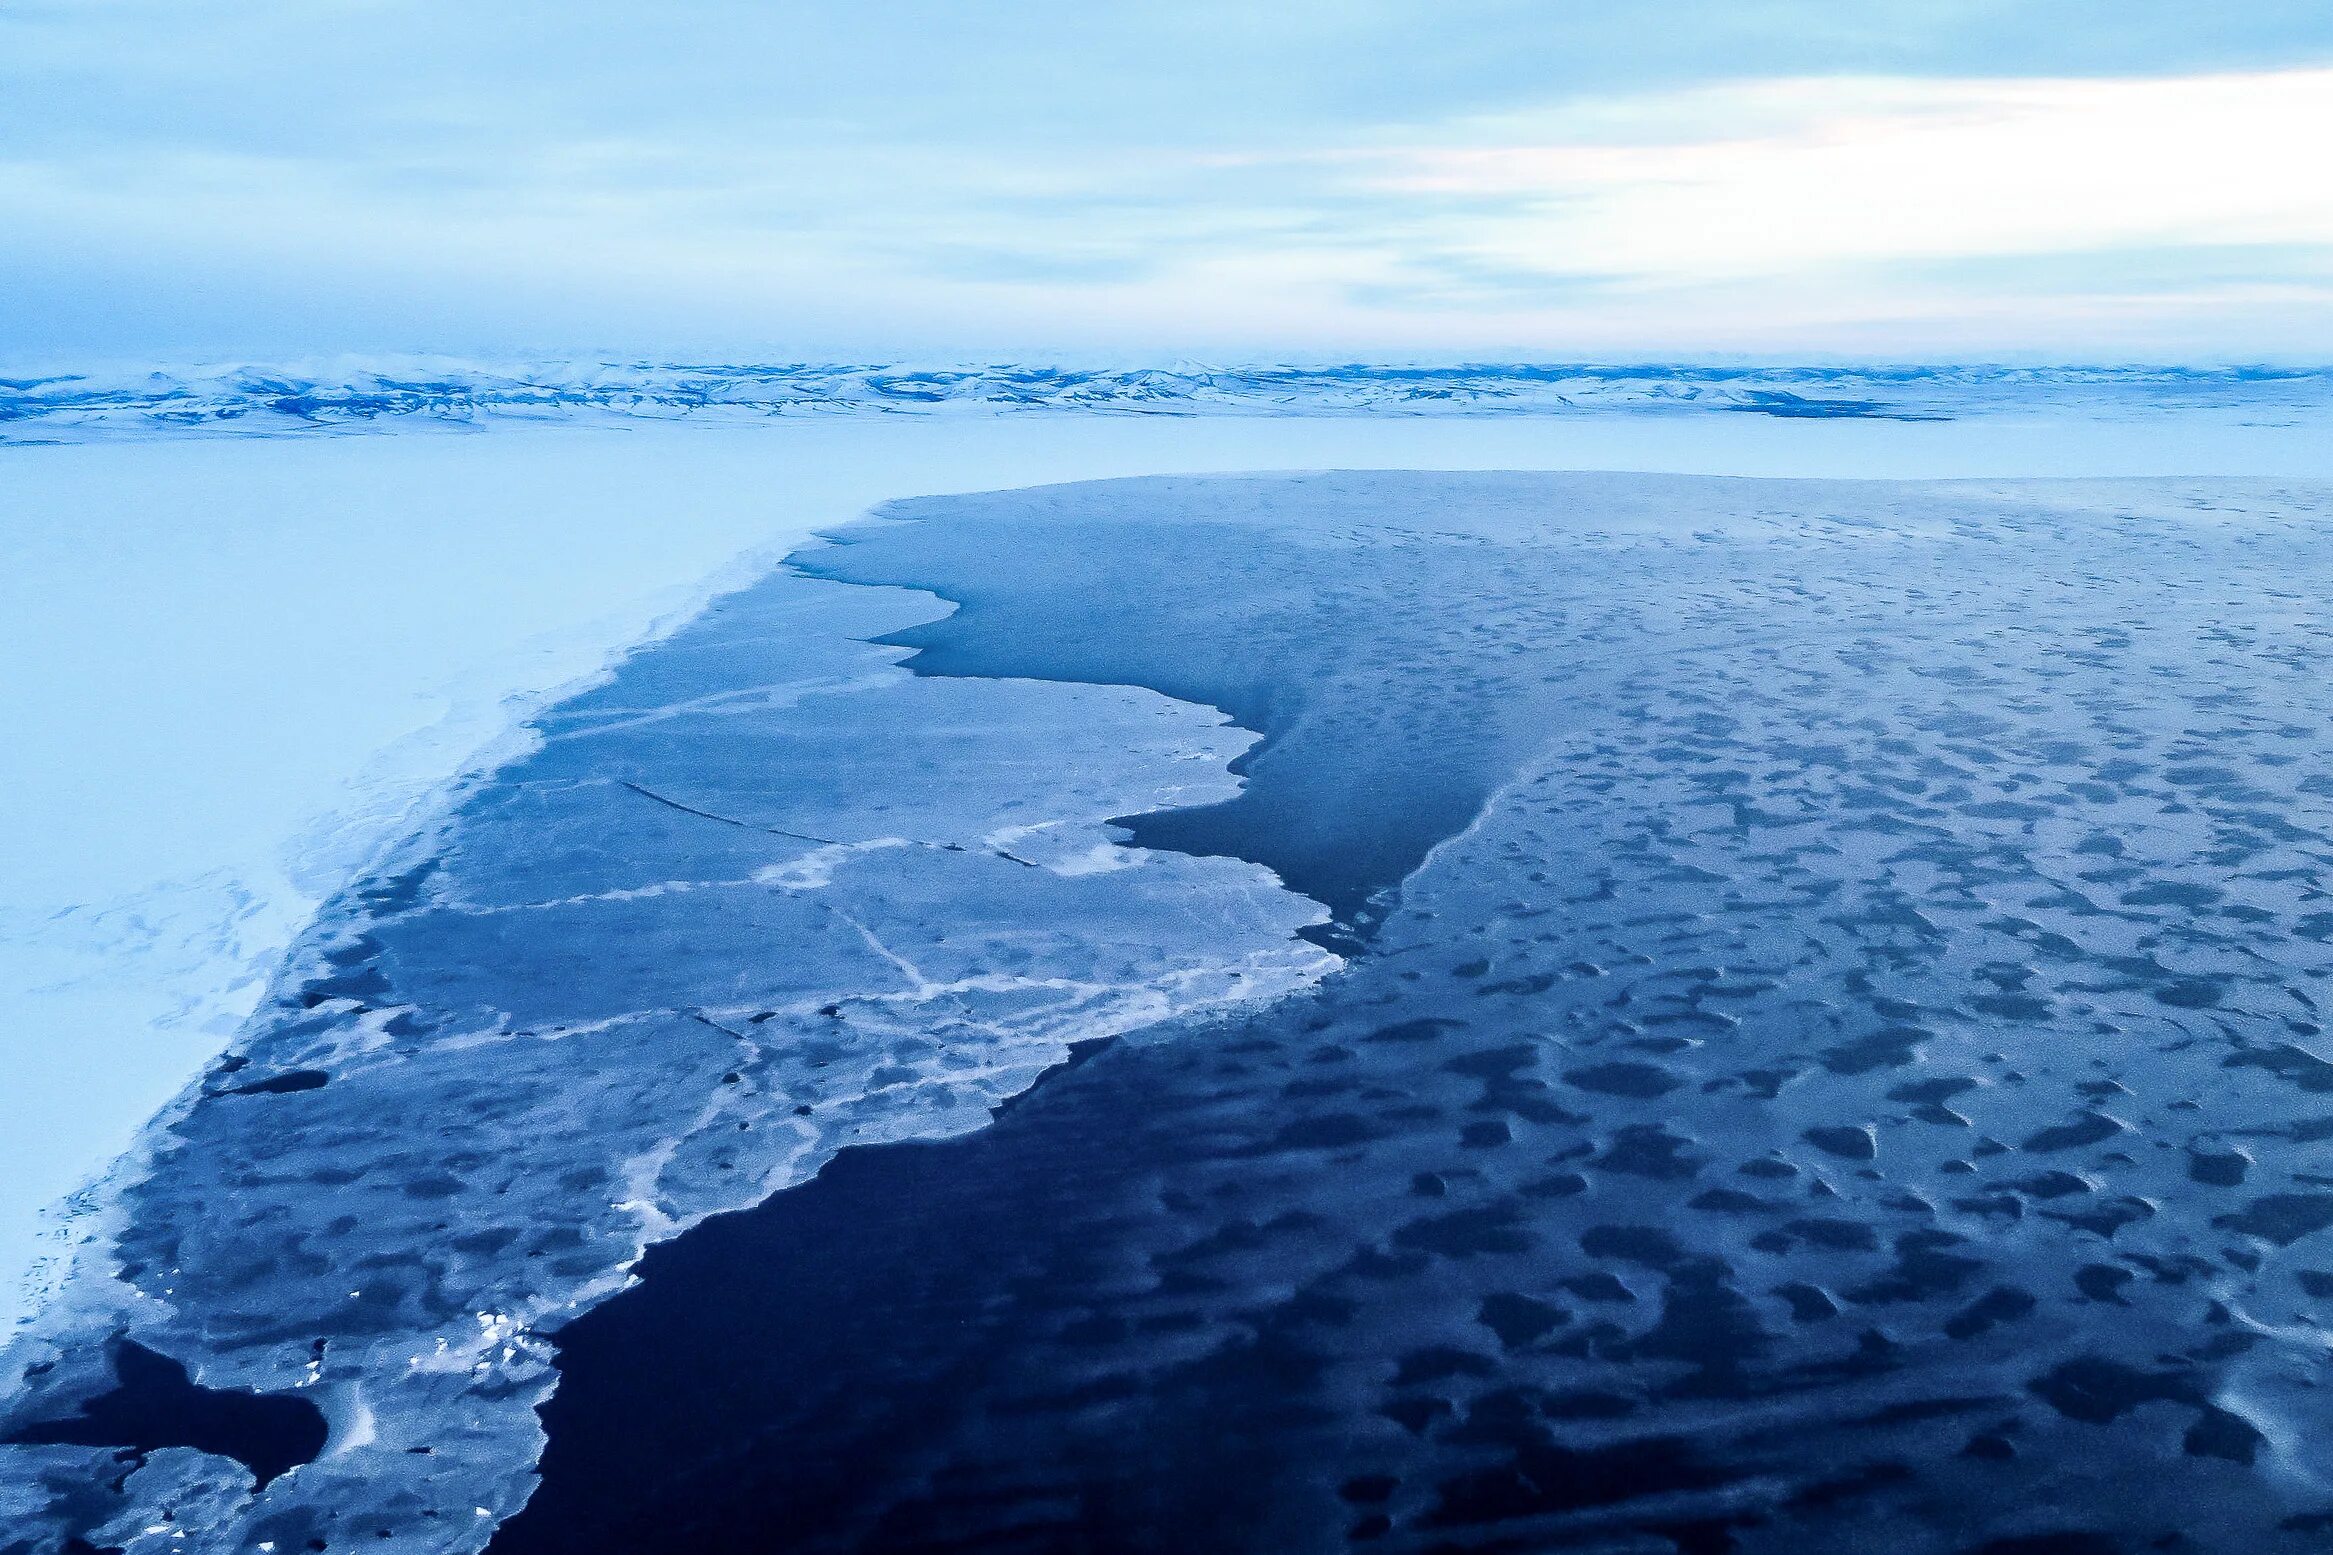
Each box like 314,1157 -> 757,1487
6,1 -> 2333,364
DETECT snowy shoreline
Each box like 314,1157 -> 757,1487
1,542 -> 1339,1552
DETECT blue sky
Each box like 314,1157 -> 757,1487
7,1 -> 2333,362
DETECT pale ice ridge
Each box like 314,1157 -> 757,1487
8,358 -> 2333,440
0,565 -> 1335,1553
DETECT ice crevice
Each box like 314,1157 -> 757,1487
619,778 -> 1042,868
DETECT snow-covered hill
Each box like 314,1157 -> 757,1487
8,359 -> 2333,438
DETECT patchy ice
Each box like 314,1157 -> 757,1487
15,470 -> 2333,1554
495,473 -> 2333,1555
0,567 -> 1332,1552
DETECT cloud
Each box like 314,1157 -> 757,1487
1350,71 -> 2333,279
6,3 -> 2333,358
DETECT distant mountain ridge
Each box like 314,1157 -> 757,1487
6,359 -> 2332,437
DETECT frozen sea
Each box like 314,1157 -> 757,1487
7,371 -> 2333,1553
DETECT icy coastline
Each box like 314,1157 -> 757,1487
31,399 -> 2329,1351
14,468 -> 2333,1551
14,429 -> 2333,1552
0,560 -> 1333,1552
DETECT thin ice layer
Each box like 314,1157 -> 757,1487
0,567 -> 1333,1554
505,471 -> 2333,1555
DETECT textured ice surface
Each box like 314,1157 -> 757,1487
18,469 -> 2333,1555
34,410 -> 2320,1349
10,360 -> 2333,441
506,474 -> 2333,1554
0,566 -> 1333,1552
0,428 -> 850,1337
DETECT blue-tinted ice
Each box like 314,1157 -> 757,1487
14,471 -> 2333,1555
0,565 -> 1331,1551
513,475 -> 2333,1554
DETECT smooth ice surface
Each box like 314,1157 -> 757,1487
506,473 -> 2333,1554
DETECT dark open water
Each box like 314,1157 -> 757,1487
497,473 -> 2333,1554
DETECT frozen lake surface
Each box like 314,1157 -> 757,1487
609,471 -> 2333,1555
17,403 -> 2331,1339
5,413 -> 1919,1330
8,415 -> 2333,1552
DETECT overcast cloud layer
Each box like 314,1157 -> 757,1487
7,1 -> 2333,361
